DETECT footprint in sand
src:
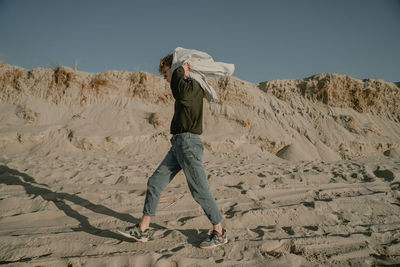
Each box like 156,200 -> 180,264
313,191 -> 333,202
390,182 -> 400,191
373,168 -> 395,182
301,201 -> 315,208
170,245 -> 185,252
282,226 -> 295,236
361,174 -> 375,182
224,203 -> 239,219
250,225 -> 275,238
225,182 -> 247,194
303,225 -> 319,231
177,216 -> 197,226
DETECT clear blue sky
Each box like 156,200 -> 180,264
0,0 -> 399,82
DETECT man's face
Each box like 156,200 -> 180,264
161,66 -> 173,83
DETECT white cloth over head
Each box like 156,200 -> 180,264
170,47 -> 235,102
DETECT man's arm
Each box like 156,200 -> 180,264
170,66 -> 193,100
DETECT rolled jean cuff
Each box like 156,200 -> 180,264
212,218 -> 223,225
142,209 -> 155,217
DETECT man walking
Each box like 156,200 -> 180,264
119,52 -> 227,249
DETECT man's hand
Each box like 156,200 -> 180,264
182,63 -> 190,75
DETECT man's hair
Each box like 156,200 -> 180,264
158,54 -> 173,74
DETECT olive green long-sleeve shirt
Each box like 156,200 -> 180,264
170,66 -> 204,135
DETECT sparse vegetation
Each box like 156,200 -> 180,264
130,72 -> 148,98
45,66 -> 78,104
15,106 -> 39,123
218,76 -> 230,90
1,68 -> 25,92
129,72 -> 172,103
89,75 -> 109,94
52,67 -> 76,87
239,118 -> 252,127
49,66 -> 77,94
148,112 -> 165,127
215,76 -> 252,107
259,73 -> 400,115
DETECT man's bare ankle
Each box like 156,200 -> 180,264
139,223 -> 149,232
213,224 -> 223,235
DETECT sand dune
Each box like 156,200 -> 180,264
0,62 -> 399,266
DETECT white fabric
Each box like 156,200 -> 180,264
170,47 -> 235,102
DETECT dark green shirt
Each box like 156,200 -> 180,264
170,66 -> 204,135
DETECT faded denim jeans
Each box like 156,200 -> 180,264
143,132 -> 223,225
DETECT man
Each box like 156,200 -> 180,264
119,54 -> 227,249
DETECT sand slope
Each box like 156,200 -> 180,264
0,62 -> 399,266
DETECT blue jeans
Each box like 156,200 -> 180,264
143,132 -> 223,225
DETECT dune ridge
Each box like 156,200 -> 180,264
1,62 -> 399,161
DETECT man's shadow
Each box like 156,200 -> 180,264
0,165 -> 167,242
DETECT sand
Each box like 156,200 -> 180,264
0,62 -> 399,266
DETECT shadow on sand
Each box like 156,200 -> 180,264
0,165 -> 167,242
0,165 -> 209,248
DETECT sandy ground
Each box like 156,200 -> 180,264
1,150 -> 400,266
